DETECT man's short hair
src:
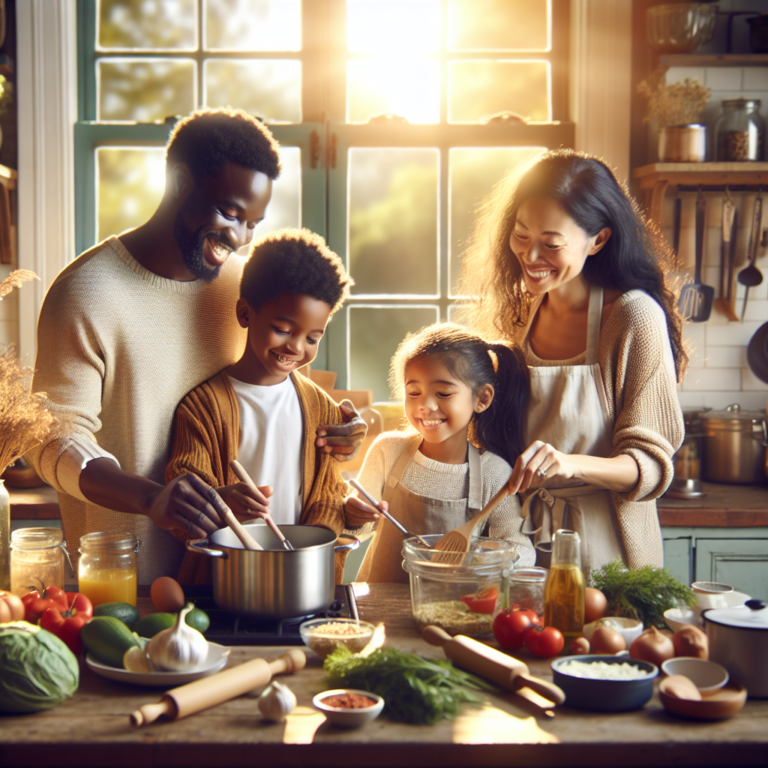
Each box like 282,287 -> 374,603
166,108 -> 281,183
241,229 -> 353,315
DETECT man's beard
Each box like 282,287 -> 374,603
173,211 -> 223,283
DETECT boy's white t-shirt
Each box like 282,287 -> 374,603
227,374 -> 304,525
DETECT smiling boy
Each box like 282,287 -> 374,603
166,229 -> 353,583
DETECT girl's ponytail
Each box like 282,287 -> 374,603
473,343 -> 530,465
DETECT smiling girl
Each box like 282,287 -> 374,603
347,324 -> 536,583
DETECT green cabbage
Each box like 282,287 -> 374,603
0,621 -> 79,713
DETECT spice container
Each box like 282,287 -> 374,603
10,527 -> 69,596
543,529 -> 585,641
403,534 -> 518,636
78,531 -> 138,607
505,566 -> 547,618
715,99 -> 765,161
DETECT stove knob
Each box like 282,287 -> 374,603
330,599 -> 341,611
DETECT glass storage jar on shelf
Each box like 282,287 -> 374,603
78,531 -> 138,607
10,527 -> 69,596
715,99 -> 765,161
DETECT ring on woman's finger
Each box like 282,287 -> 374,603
537,467 -> 548,478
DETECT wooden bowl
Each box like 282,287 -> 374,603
659,680 -> 747,720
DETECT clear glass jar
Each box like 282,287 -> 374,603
506,566 -> 548,618
10,527 -> 68,596
402,534 -> 518,637
715,99 -> 765,161
0,480 -> 10,591
78,532 -> 138,607
543,529 -> 585,641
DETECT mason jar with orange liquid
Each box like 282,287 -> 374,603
543,529 -> 585,642
78,532 -> 138,607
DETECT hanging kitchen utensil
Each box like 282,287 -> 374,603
738,190 -> 763,322
672,192 -> 682,256
715,190 -> 739,321
747,321 -> 768,384
678,190 -> 713,322
726,208 -> 739,312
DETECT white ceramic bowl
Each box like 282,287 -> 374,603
664,607 -> 701,632
299,618 -> 375,659
583,617 -> 644,649
312,689 -> 384,728
661,657 -> 729,692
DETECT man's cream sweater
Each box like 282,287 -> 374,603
29,237 -> 247,583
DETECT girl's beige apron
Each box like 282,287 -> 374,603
357,435 -> 482,583
520,285 -> 624,577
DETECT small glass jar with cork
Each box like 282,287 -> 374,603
715,99 -> 765,162
10,527 -> 70,596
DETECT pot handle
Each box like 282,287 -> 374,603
187,538 -> 228,559
334,534 -> 361,553
753,421 -> 768,446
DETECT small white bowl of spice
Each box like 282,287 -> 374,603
299,618 -> 375,659
312,689 -> 384,728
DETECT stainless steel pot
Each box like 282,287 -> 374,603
188,524 -> 359,619
702,404 -> 768,485
705,599 -> 768,698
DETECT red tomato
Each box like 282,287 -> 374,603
516,608 -> 542,627
493,608 -> 534,649
525,625 -> 565,658
459,587 -> 499,615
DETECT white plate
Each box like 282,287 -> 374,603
86,642 -> 230,686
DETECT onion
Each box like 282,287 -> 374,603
629,626 -> 675,666
671,625 -> 708,660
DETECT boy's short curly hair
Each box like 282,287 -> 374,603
166,107 -> 281,183
241,229 -> 353,315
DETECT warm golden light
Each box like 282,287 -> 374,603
347,0 -> 440,53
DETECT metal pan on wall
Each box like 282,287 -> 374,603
747,322 -> 768,385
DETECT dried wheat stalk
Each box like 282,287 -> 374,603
0,270 -> 39,300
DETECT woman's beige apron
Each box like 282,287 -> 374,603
520,285 -> 624,578
357,435 -> 483,583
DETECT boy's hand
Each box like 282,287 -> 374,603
344,492 -> 385,527
218,482 -> 273,522
316,400 -> 368,461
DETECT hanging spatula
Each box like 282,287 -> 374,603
432,484 -> 509,564
678,190 -> 713,323
715,192 -> 739,322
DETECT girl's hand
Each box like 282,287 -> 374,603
344,492 -> 385,527
218,481 -> 272,522
508,441 -> 576,495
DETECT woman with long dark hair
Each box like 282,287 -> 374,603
458,150 -> 685,576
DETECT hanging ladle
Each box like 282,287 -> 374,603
737,189 -> 763,322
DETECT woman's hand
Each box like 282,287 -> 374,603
217,481 -> 272,522
508,441 -> 576,495
344,492 -> 385,527
316,400 -> 368,461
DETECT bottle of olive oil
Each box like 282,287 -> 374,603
543,529 -> 585,641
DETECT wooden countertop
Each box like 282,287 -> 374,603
12,482 -> 768,527
0,584 -> 765,767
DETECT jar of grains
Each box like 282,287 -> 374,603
10,527 -> 69,596
78,532 -> 138,607
715,99 -> 765,161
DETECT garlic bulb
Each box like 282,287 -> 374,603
147,603 -> 208,671
258,681 -> 297,722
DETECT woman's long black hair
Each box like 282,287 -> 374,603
390,323 -> 530,465
457,149 -> 688,380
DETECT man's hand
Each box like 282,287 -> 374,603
344,491 -> 385,528
146,473 -> 229,538
218,482 -> 272,522
316,400 -> 368,462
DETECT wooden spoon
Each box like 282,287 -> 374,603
432,485 -> 509,564
208,487 -> 263,551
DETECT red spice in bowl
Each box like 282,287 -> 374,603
321,693 -> 378,710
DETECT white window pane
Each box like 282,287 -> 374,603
349,305 -> 438,401
204,0 -> 301,51
247,146 -> 301,244
349,148 -> 438,296
448,0 -> 550,51
98,0 -> 198,51
347,0 -> 440,53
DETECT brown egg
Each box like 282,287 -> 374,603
584,587 -> 608,624
150,576 -> 186,613
661,674 -> 702,701
590,625 -> 627,655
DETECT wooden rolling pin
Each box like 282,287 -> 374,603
130,649 -> 306,727
422,626 -> 565,705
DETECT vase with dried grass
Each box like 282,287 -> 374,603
0,270 -> 57,590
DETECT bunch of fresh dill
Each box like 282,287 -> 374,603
590,559 -> 696,629
323,646 -> 494,725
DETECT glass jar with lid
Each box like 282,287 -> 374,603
505,566 -> 548,619
10,527 -> 69,596
715,99 -> 765,161
78,532 -> 138,607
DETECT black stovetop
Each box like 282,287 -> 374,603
182,584 -> 358,646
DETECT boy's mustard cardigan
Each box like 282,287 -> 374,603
166,370 -> 350,584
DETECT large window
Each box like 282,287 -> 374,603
77,0 -> 573,399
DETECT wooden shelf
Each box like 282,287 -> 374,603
659,54 -> 768,69
632,163 -> 768,225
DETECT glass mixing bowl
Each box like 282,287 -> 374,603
402,534 -> 519,636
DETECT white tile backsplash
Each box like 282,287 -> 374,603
705,68 -> 743,91
682,366 -> 742,391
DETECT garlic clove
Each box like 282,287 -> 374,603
147,603 -> 209,672
258,680 -> 297,722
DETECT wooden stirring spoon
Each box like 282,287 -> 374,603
208,487 -> 263,551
